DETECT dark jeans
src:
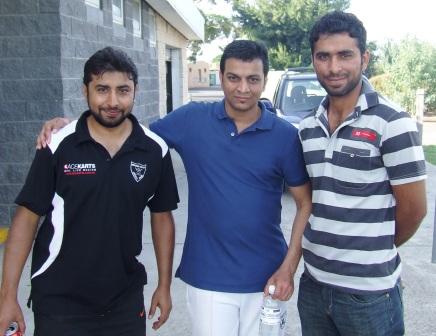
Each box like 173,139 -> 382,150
34,287 -> 146,336
297,273 -> 405,336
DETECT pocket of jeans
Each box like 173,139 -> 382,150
348,292 -> 389,305
396,282 -> 404,308
300,272 -> 311,284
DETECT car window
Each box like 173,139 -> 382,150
280,79 -> 326,116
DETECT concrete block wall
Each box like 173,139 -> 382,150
0,0 -> 159,228
0,0 -> 63,230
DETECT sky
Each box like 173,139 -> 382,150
196,0 -> 436,62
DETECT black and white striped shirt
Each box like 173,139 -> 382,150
299,82 -> 426,293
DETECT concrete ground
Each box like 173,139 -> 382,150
1,122 -> 436,335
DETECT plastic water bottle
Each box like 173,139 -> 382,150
259,285 -> 287,336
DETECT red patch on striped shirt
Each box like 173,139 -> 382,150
352,128 -> 377,142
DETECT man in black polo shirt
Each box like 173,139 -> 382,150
0,47 -> 179,335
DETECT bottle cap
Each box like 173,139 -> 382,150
268,284 -> 276,295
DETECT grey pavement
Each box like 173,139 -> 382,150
2,148 -> 436,335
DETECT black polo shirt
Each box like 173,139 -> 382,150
16,111 -> 179,315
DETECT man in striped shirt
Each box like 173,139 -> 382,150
297,11 -> 427,336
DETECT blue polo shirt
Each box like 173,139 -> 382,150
150,100 -> 308,293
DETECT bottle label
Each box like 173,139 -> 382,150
260,306 -> 286,329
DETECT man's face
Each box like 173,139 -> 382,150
312,32 -> 369,97
83,71 -> 136,128
219,58 -> 266,115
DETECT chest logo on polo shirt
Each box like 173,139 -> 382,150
130,161 -> 147,182
63,163 -> 96,175
351,128 -> 377,142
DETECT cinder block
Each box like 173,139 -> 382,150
26,100 -> 64,121
63,99 -> 87,118
60,15 -> 72,36
29,36 -> 61,57
85,5 -> 104,26
2,0 -> 38,14
102,9 -> 112,27
0,142 -> 34,163
0,16 -> 22,36
0,102 -> 27,122
97,26 -> 113,44
22,57 -> 61,79
59,0 -> 86,19
60,37 -> 76,57
0,206 -> 9,227
4,37 -> 31,57
71,18 -> 98,41
61,57 -> 86,78
21,14 -> 61,36
0,163 -> 31,184
2,122 -> 45,145
62,78 -> 83,99
3,79 -> 63,101
39,0 -> 60,13
74,40 -> 100,58
0,184 -> 22,204
0,58 -> 23,80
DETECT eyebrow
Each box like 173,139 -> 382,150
94,84 -> 132,89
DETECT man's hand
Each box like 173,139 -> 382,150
264,264 -> 294,301
36,117 -> 71,149
0,294 -> 25,335
148,285 -> 172,330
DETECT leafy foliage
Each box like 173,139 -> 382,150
189,2 -> 234,62
232,0 -> 350,68
371,38 -> 436,114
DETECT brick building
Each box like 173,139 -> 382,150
0,0 -> 204,229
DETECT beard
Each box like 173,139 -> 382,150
89,108 -> 129,128
319,73 -> 362,97
87,99 -> 133,128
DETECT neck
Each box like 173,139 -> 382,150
329,82 -> 362,116
327,83 -> 362,133
225,101 -> 261,133
87,116 -> 132,157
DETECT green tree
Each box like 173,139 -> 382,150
365,41 -> 380,78
372,37 -> 436,114
189,1 -> 234,62
232,0 -> 350,69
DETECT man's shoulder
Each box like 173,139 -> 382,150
137,124 -> 169,157
271,114 -> 299,135
365,92 -> 412,122
48,120 -> 79,153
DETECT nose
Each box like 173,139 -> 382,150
237,79 -> 250,93
107,90 -> 119,107
330,56 -> 342,74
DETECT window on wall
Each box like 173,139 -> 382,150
112,0 -> 124,25
85,0 -> 100,8
132,0 -> 142,37
149,9 -> 156,48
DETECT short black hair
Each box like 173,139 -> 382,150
83,47 -> 138,86
309,11 -> 367,55
220,40 -> 269,77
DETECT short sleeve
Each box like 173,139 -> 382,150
149,104 -> 191,150
147,150 -> 180,212
15,147 -> 56,216
282,129 -> 310,187
380,113 -> 426,185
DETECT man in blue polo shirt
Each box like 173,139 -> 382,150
36,40 -> 312,335
0,47 -> 179,335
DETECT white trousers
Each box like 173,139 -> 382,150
186,284 -> 264,336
